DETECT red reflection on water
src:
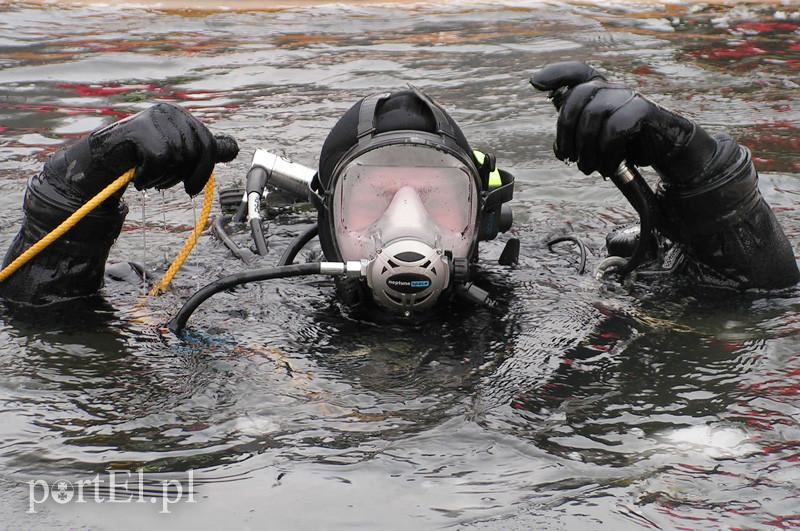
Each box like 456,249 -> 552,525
692,41 -> 767,60
761,514 -> 800,529
56,83 -> 134,98
736,22 -> 798,34
781,59 -> 800,71
736,22 -> 798,33
9,102 -> 130,122
709,338 -> 740,353
54,82 -> 203,102
52,82 -> 242,108
632,65 -> 655,76
738,121 -> 800,173
683,16 -> 799,79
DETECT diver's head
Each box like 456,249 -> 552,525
311,88 -> 512,315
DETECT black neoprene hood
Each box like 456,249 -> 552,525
317,89 -> 474,192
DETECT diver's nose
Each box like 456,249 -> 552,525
375,186 -> 437,244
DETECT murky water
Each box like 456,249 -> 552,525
0,1 -> 798,528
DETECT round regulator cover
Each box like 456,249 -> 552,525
366,240 -> 451,313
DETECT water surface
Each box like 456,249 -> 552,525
0,1 -> 798,528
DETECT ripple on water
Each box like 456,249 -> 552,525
0,1 -> 799,529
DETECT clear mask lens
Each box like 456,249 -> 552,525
333,144 -> 478,260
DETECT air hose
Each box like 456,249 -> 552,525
277,224 -> 319,266
246,165 -> 270,255
546,234 -> 587,274
604,164 -> 658,275
212,215 -> 255,264
168,261 -> 364,333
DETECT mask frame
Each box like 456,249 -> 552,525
332,144 -> 480,260
311,90 -> 486,262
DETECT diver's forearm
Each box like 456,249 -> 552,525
529,62 -> 798,289
655,133 -> 799,289
0,139 -> 128,304
0,104 -> 237,305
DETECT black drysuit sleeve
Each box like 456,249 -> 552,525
529,61 -> 798,290
654,128 -> 799,290
0,138 -> 129,305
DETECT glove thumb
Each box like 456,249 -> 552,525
530,62 -> 606,92
213,134 -> 239,163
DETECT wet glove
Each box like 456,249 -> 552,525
85,102 -> 238,196
529,61 -> 716,185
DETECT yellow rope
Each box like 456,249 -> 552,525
0,169 -> 136,283
0,168 -> 215,298
148,172 -> 214,296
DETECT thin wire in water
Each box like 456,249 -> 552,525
191,195 -> 198,289
141,190 -> 148,291
161,190 -> 168,264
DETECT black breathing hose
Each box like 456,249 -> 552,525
246,165 -> 270,255
212,215 -> 254,264
546,235 -> 587,274
250,217 -> 269,255
606,168 -> 658,274
277,224 -> 319,266
168,263 -> 321,334
233,200 -> 247,223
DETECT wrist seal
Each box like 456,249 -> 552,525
656,136 -> 760,241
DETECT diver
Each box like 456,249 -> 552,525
0,62 -> 797,330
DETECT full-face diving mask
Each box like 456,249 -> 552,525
333,143 -> 478,311
311,90 -> 514,314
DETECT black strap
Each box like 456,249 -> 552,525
407,84 -> 459,142
358,88 -> 460,146
357,92 -> 391,143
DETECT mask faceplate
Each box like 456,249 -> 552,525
332,143 -> 479,261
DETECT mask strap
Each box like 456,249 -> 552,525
358,88 -> 461,146
407,84 -> 460,144
357,92 -> 391,145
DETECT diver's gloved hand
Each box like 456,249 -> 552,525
87,102 -> 239,196
530,62 -> 717,186
532,62 -> 800,289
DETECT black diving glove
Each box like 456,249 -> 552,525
529,61 -> 716,185
86,102 -> 238,196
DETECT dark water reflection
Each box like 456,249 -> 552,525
0,1 -> 798,528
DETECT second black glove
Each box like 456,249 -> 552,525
87,102 -> 237,196
530,61 -> 716,185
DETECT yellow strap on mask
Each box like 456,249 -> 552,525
473,150 -> 502,190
